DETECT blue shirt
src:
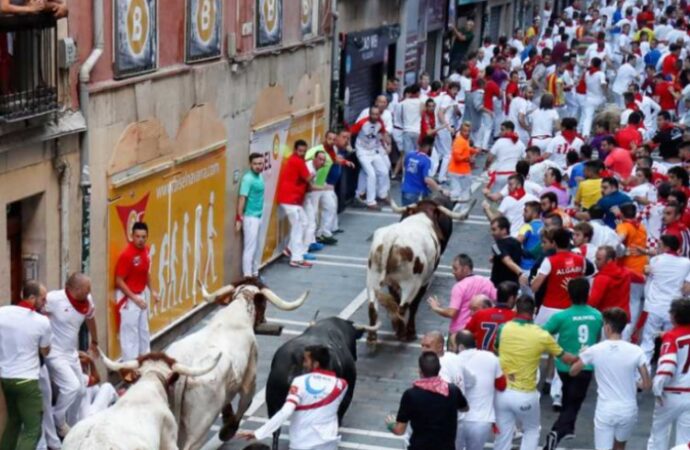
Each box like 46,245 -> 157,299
325,148 -> 348,185
644,49 -> 662,68
596,190 -> 631,228
402,152 -> 431,195
518,219 -> 544,270
568,162 -> 585,189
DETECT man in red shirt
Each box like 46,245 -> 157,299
588,246 -> 639,318
615,112 -> 644,151
661,43 -> 681,80
277,140 -> 315,268
654,73 -> 680,114
602,137 -> 634,180
479,66 -> 501,151
662,203 -> 690,257
465,281 -> 518,352
114,221 -> 159,361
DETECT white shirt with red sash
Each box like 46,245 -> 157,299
254,369 -> 348,449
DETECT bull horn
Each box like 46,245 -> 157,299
197,279 -> 235,303
99,349 -> 139,372
353,321 -> 382,332
438,199 -> 476,221
172,352 -> 222,377
260,288 -> 309,311
389,199 -> 412,213
309,310 -> 320,326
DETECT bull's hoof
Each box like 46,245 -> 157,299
218,420 -> 240,441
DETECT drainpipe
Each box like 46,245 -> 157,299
78,0 -> 103,274
53,153 -> 70,286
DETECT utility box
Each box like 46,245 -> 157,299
58,37 -> 77,69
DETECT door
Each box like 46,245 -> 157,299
6,202 -> 22,304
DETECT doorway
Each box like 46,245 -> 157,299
6,202 -> 22,304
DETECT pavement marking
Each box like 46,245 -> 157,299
281,328 -> 422,348
315,253 -> 491,274
267,318 -> 425,342
240,416 -> 405,440
311,260 -> 455,278
343,209 -> 489,225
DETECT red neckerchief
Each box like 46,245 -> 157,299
503,131 -> 519,143
561,129 -> 579,143
66,289 -> 91,315
579,244 -> 588,256
626,101 -> 639,111
17,300 -> 35,311
661,122 -> 676,132
312,368 -> 337,377
414,376 -> 449,397
551,182 -> 566,191
588,66 -> 600,74
665,249 -> 679,256
509,187 -> 526,200
597,42 -> 605,51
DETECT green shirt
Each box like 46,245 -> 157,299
542,304 -> 603,373
305,145 -> 333,187
239,170 -> 265,218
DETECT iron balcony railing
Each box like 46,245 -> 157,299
0,13 -> 58,123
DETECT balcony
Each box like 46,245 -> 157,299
0,13 -> 58,124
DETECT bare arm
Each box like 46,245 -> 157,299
569,358 -> 585,376
115,276 -> 145,309
39,345 -> 51,357
427,295 -> 458,319
530,273 -> 547,294
638,364 -> 652,391
86,317 -> 99,356
1,0 -> 44,14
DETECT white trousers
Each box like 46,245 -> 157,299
449,174 -> 472,202
594,408 -> 637,449
479,112 -> 494,150
46,354 -> 86,428
457,420 -> 493,450
494,389 -> 541,450
581,97 -> 603,138
530,136 -> 553,154
432,129 -> 452,182
356,151 -> 389,206
304,191 -> 322,246
319,190 -> 338,237
623,283 -> 644,341
647,392 -> 690,450
280,204 -> 308,263
78,382 -> 118,419
118,291 -> 151,362
641,311 -> 673,368
242,216 -> 262,277
37,365 -> 60,450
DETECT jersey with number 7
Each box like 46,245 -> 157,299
543,304 -> 603,373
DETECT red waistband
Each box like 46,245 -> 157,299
664,387 -> 690,393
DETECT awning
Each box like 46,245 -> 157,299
0,110 -> 87,153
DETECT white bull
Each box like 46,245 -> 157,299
166,279 -> 309,450
62,351 -> 220,450
367,199 -> 467,342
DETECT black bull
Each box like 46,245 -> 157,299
265,318 -> 364,448
370,197 -> 455,341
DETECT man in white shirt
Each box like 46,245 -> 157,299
44,272 -> 99,437
238,345 -> 347,449
0,281 -> 51,450
484,174 -> 539,237
581,57 -> 608,138
589,205 -> 624,251
544,118 -> 584,170
399,84 -> 424,155
351,106 -> 390,209
434,82 -> 462,183
571,307 -> 651,450
525,146 -> 560,188
484,121 -> 527,193
420,331 -> 472,394
508,86 -> 535,144
641,235 -> 690,367
612,55 -> 640,107
454,330 -> 505,450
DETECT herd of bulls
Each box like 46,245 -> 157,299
63,197 -> 467,450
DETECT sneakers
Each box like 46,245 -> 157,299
289,261 -> 313,268
367,204 -> 382,211
543,430 -> 558,450
308,242 -> 324,252
282,248 -> 292,258
303,253 -> 316,261
332,228 -> 345,234
317,235 -> 338,245
552,394 -> 562,411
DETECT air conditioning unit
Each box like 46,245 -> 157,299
227,32 -> 237,58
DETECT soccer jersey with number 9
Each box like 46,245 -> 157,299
543,304 -> 603,373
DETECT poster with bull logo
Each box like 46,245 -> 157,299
106,147 -> 226,358
114,0 -> 158,78
300,0 -> 316,39
185,0 -> 222,62
249,118 -> 291,263
257,0 -> 282,47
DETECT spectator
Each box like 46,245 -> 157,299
427,254 -> 497,334
0,281 -> 51,450
488,217 -> 523,286
601,137 -> 634,180
579,177 -> 632,228
575,160 -> 604,209
277,140 -> 314,268
237,153 -> 266,277
483,174 -> 539,237
385,352 -> 468,450
465,281 -> 518,352
615,111 -> 644,151
351,106 -> 390,210
540,167 -> 569,207
570,308 -> 652,450
304,150 -> 334,252
420,331 -> 473,396
448,122 -> 477,211
400,136 -> 442,206
588,246 -> 636,317
616,202 -> 648,339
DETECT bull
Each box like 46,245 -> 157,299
366,197 -> 472,342
166,278 -> 308,450
62,351 -> 221,450
265,317 -> 379,450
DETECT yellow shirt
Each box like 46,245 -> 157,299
575,179 -> 603,209
496,319 -> 563,392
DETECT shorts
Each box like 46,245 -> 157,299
594,409 -> 637,449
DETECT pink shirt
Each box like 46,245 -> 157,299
449,275 -> 497,333
604,147 -> 634,180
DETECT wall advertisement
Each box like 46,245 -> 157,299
114,0 -> 158,78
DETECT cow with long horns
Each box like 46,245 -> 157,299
264,317 -> 380,449
166,277 -> 308,450
366,198 -> 472,342
62,351 -> 221,450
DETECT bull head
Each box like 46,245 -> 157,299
198,280 -> 309,310
99,349 -> 221,381
389,199 -> 473,221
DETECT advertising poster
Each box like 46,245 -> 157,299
106,147 -> 226,357
114,0 -> 157,78
249,119 -> 291,263
300,0 -> 315,39
185,0 -> 222,62
257,0 -> 282,47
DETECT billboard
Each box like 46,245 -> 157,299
185,0 -> 222,62
114,0 -> 158,78
300,0 -> 316,39
257,0 -> 282,47
106,147 -> 226,357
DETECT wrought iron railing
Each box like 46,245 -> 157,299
0,13 -> 58,123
